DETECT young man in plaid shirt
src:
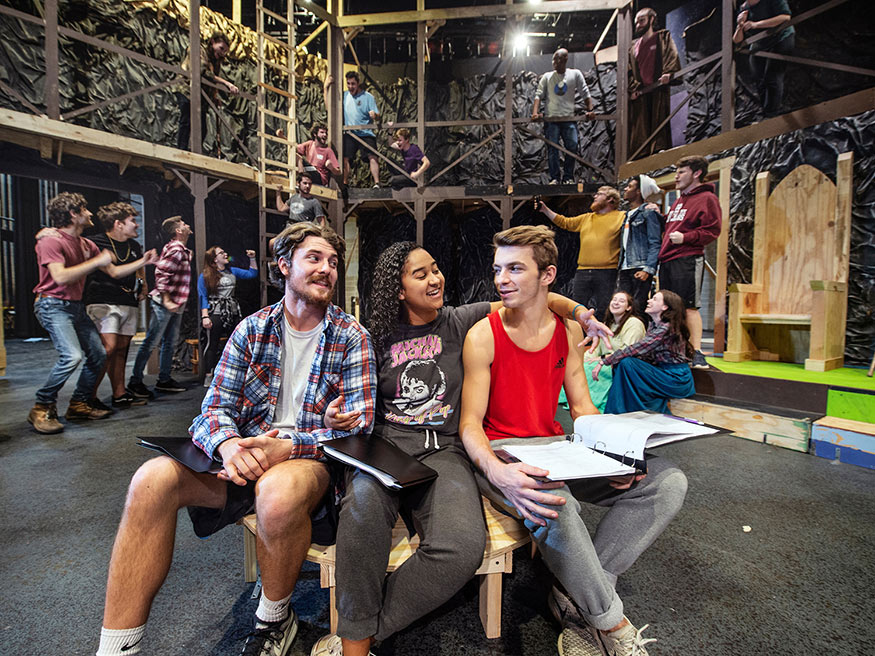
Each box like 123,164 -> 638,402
128,216 -> 192,396
97,222 -> 376,656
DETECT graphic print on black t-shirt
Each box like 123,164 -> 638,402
384,335 -> 453,427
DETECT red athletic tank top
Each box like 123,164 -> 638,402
483,310 -> 568,441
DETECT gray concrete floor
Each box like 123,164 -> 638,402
1,338 -> 874,655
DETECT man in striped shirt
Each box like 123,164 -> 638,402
96,223 -> 376,656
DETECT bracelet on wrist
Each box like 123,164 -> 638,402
571,303 -> 585,320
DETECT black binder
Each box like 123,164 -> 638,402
320,435 -> 438,489
138,436 -> 223,474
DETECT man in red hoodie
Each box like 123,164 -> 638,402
658,155 -> 722,369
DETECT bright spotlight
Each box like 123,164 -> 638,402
513,33 -> 528,55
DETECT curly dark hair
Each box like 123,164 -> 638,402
367,241 -> 421,351
47,192 -> 87,228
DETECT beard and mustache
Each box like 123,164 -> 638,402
289,273 -> 335,307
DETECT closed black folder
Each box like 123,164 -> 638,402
320,435 -> 438,489
138,436 -> 223,474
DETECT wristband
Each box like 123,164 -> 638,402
571,303 -> 585,320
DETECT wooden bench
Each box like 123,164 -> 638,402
239,498 -> 530,638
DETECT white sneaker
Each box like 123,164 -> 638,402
549,586 -> 605,656
598,618 -> 656,656
310,634 -> 376,656
241,611 -> 298,656
548,178 -> 559,185
311,634 -> 343,656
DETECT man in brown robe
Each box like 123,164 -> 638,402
628,8 -> 681,159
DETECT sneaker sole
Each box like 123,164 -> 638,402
558,625 -> 606,656
278,614 -> 299,656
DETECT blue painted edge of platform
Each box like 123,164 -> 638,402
812,440 -> 875,470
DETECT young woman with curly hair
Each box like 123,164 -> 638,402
582,290 -> 647,411
593,289 -> 695,413
197,245 -> 257,383
314,241 -> 612,656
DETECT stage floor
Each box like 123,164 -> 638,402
705,356 -> 874,390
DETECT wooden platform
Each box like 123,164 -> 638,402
811,416 -> 875,470
670,394 -> 817,453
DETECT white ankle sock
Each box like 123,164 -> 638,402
96,626 -> 146,655
255,591 -> 293,624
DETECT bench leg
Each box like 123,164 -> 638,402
243,527 -> 257,583
479,571 -> 503,639
329,585 -> 339,634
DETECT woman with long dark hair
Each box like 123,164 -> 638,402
312,241 -> 610,656
594,289 -> 695,413
582,290 -> 647,411
197,246 -> 257,383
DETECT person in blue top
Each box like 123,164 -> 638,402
325,70 -> 382,188
197,246 -> 258,383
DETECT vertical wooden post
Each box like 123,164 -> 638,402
713,158 -> 735,353
721,0 -> 735,133
192,173 -> 207,279
189,0 -> 203,155
503,26 -> 513,188
615,4 -> 631,173
415,198 -> 426,246
327,23 -> 344,172
417,20 -> 426,187
232,0 -> 241,24
44,0 -> 59,120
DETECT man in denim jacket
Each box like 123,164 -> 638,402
617,174 -> 663,313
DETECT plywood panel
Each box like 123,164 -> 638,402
763,165 -> 835,315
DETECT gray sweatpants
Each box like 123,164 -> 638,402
478,436 -> 688,631
335,442 -> 487,641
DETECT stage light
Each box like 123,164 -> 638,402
513,33 -> 528,55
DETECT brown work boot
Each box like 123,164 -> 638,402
65,399 -> 112,421
27,403 -> 64,434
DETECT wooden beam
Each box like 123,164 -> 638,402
428,128 -> 504,184
57,26 -> 186,79
618,87 -> 875,179
298,21 -> 329,51
713,156 -> 735,354
0,108 -> 259,182
189,0 -> 203,155
61,77 -> 185,121
232,0 -> 241,24
746,51 -> 875,78
742,0 -> 849,50
337,1 -> 628,27
417,20 -> 426,188
118,154 -> 131,176
519,126 -> 613,181
615,4 -> 631,171
593,8 -> 618,54
0,4 -> 45,26
44,0 -> 59,120
721,0 -> 735,133
0,79 -> 42,117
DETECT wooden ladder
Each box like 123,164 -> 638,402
255,0 -> 297,305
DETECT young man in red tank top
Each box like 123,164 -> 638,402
460,225 -> 688,656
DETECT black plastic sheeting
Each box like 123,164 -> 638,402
360,112 -> 875,366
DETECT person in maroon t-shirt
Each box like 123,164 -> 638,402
629,8 -> 681,158
658,155 -> 722,369
295,123 -> 340,187
29,193 -> 156,434
460,225 -> 687,656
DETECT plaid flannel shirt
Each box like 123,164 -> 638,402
189,301 -> 377,460
150,240 -> 192,308
601,322 -> 689,367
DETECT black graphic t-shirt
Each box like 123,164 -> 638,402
376,302 -> 490,438
84,233 -> 143,307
